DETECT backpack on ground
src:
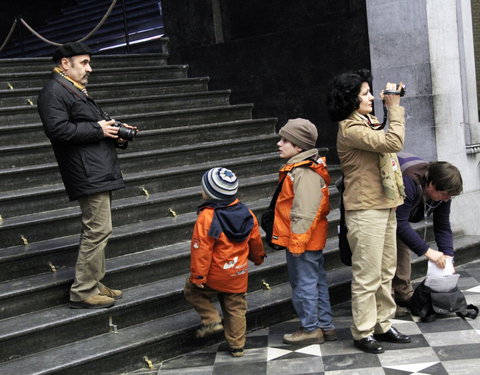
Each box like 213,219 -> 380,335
410,279 -> 478,322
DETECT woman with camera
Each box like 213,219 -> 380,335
326,69 -> 411,354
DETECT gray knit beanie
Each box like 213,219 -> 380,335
279,118 -> 317,151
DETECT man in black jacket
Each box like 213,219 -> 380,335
37,42 -> 135,309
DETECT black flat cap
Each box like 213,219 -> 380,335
52,42 -> 93,63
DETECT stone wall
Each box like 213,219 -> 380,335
366,0 -> 436,162
367,0 -> 480,236
425,0 -> 480,236
161,0 -> 371,161
472,0 -> 480,111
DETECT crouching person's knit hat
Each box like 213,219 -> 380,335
279,118 -> 318,151
201,167 -> 238,200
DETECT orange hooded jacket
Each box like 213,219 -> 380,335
189,199 -> 265,293
271,155 -> 330,253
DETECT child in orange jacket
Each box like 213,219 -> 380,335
184,167 -> 265,357
273,118 -> 336,346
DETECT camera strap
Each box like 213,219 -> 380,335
54,75 -> 111,122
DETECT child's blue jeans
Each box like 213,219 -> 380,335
286,250 -> 335,332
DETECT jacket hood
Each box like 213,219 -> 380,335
286,148 -> 319,164
198,199 -> 254,242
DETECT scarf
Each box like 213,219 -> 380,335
353,112 -> 405,200
53,67 -> 88,96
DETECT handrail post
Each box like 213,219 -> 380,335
16,16 -> 24,57
120,0 -> 131,53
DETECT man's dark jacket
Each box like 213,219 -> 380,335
37,73 -> 125,201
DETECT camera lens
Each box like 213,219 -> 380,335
117,126 -> 137,141
113,120 -> 137,141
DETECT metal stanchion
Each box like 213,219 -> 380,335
120,0 -> 131,53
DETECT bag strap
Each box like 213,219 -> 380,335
335,176 -> 346,224
268,174 -> 287,210
456,304 -> 479,320
270,160 -> 315,210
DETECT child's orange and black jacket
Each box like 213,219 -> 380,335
189,198 -> 265,293
271,149 -> 331,253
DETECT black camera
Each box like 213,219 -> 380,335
113,120 -> 137,141
384,84 -> 406,97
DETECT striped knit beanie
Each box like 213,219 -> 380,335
201,167 -> 238,200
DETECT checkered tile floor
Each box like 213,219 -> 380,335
129,260 -> 480,375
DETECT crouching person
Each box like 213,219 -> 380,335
184,167 -> 265,357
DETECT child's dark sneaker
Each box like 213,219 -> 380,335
229,347 -> 244,357
195,322 -> 224,338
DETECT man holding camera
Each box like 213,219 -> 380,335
37,42 -> 135,309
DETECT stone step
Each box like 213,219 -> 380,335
0,103 -> 254,147
0,118 -> 275,168
0,65 -> 188,90
0,165 -> 341,226
0,208 -> 441,324
0,182 -> 341,272
0,196 -> 286,320
0,281 -> 299,375
0,139 -> 281,195
0,89 -> 232,125
4,232 -> 477,375
0,183 -> 342,282
0,173 -> 281,274
0,119 -> 278,217
0,52 -> 169,74
0,248 -> 298,364
0,152 -> 280,247
0,77 -> 208,107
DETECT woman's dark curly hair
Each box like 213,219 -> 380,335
326,69 -> 373,122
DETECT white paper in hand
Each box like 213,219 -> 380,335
425,257 -> 458,292
427,257 -> 454,277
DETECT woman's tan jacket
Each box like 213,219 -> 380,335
337,106 -> 405,210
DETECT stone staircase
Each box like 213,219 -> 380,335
1,37 -> 479,375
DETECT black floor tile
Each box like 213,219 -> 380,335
323,352 -> 382,371
434,343 -> 480,361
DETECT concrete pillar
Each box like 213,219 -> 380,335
366,0 -> 437,162
366,0 -> 480,235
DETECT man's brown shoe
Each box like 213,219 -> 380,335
283,328 -> 324,345
322,328 -> 338,341
99,286 -> 123,300
70,294 -> 115,309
